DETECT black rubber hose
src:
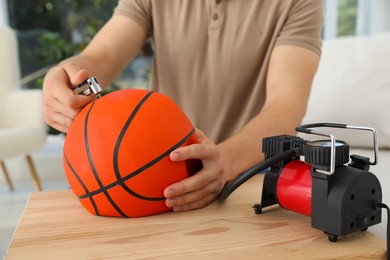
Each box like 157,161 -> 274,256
218,149 -> 298,201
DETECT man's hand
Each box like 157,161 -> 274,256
42,15 -> 148,133
42,62 -> 94,133
164,129 -> 230,212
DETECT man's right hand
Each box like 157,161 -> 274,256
42,61 -> 95,133
42,15 -> 148,133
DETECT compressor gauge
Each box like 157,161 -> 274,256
304,139 -> 350,172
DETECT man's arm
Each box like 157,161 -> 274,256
76,15 -> 147,87
164,45 -> 320,211
42,15 -> 147,133
220,45 -> 320,178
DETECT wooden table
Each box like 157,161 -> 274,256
5,175 -> 386,259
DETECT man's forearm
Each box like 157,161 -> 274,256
219,45 -> 320,181
59,15 -> 147,89
217,102 -> 306,181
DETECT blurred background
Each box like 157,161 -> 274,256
1,0 -> 390,95
1,0 -> 153,99
1,0 -> 390,258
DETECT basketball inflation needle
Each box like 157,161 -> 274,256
94,93 -> 102,101
72,77 -> 103,98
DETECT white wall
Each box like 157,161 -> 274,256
0,0 -> 9,26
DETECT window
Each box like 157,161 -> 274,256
5,0 -> 152,90
324,0 -> 390,39
0,0 -> 8,25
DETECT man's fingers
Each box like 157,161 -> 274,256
165,169 -> 213,197
165,178 -> 219,207
170,143 -> 215,162
166,191 -> 217,211
43,99 -> 81,133
42,63 -> 94,133
164,129 -> 227,213
44,66 -> 92,107
171,193 -> 217,212
47,116 -> 73,133
62,62 -> 90,87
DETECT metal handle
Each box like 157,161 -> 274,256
296,123 -> 378,175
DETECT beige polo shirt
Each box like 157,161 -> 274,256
114,0 -> 324,143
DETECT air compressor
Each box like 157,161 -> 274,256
219,123 -> 388,251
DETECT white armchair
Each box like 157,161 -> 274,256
0,26 -> 47,191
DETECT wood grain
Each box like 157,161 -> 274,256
5,175 -> 386,259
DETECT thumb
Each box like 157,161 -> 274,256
62,62 -> 90,87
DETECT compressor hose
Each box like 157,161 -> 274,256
218,149 -> 298,201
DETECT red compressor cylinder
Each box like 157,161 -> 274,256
276,160 -> 312,217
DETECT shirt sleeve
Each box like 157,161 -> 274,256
276,0 -> 324,55
113,0 -> 153,36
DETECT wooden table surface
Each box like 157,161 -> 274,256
5,175 -> 386,259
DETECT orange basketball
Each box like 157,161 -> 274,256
63,89 -> 201,217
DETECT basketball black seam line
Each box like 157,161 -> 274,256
63,153 -> 100,216
72,91 -> 195,212
78,127 -> 196,200
84,101 -> 128,217
113,91 -> 159,200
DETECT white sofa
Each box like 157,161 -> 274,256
302,31 -> 390,240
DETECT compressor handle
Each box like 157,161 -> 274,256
296,123 -> 378,175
